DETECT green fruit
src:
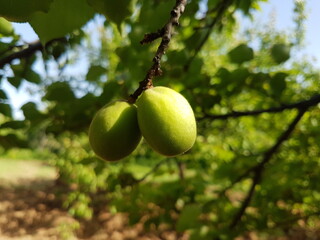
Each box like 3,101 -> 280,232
89,101 -> 141,161
136,86 -> 197,157
271,43 -> 290,64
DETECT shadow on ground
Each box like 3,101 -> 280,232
0,163 -> 187,240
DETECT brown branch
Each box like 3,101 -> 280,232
0,38 -> 67,69
198,94 -> 320,121
140,29 -> 165,45
184,0 -> 234,70
175,159 -> 185,180
0,40 -> 43,69
229,108 -> 307,229
128,0 -> 187,103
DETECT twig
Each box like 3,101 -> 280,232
175,159 -> 185,180
140,29 -> 165,45
229,108 -> 307,229
0,38 -> 67,69
214,94 -> 320,197
198,94 -> 320,121
128,0 -> 187,103
184,0 -> 234,70
135,158 -> 171,183
0,41 -> 43,69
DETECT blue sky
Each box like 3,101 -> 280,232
253,0 -> 320,65
4,0 -> 320,119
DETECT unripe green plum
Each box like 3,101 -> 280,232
136,86 -> 196,156
89,101 -> 141,161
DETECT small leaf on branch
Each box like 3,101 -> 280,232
86,65 -> 107,82
45,82 -> 75,102
0,103 -> 12,117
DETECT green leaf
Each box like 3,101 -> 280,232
249,72 -> 270,89
0,120 -> 26,129
25,70 -> 42,84
0,103 -> 12,117
0,134 -> 28,149
86,65 -> 107,82
228,44 -> 254,64
45,82 -> 75,102
270,72 -> 287,97
216,67 -> 232,89
231,68 -> 250,84
10,62 -> 41,84
0,17 -> 14,35
0,89 -> 7,99
7,76 -> 23,88
0,0 -> 53,22
99,81 -> 121,103
88,0 -> 136,29
271,43 -> 291,64
10,63 -> 25,75
139,1 -> 173,32
0,41 -> 10,53
50,41 -> 68,60
21,102 -> 43,121
176,204 -> 202,232
237,0 -> 252,15
29,0 -> 95,44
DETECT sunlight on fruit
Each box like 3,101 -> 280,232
137,86 -> 197,157
89,101 -> 141,161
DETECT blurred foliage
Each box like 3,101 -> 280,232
1,0 -> 320,239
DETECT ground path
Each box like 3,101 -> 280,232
0,159 -> 186,240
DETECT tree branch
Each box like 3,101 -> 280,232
135,158 -> 171,184
184,0 -> 234,70
229,108 -> 307,229
198,94 -> 320,121
0,40 -> 43,69
175,159 -> 185,180
128,0 -> 187,103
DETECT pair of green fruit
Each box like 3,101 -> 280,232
89,86 -> 197,161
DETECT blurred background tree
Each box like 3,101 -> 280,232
0,0 -> 320,239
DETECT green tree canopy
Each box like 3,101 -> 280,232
0,0 -> 320,239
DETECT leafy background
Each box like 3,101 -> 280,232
0,0 -> 320,239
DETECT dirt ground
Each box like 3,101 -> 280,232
0,160 -> 187,240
